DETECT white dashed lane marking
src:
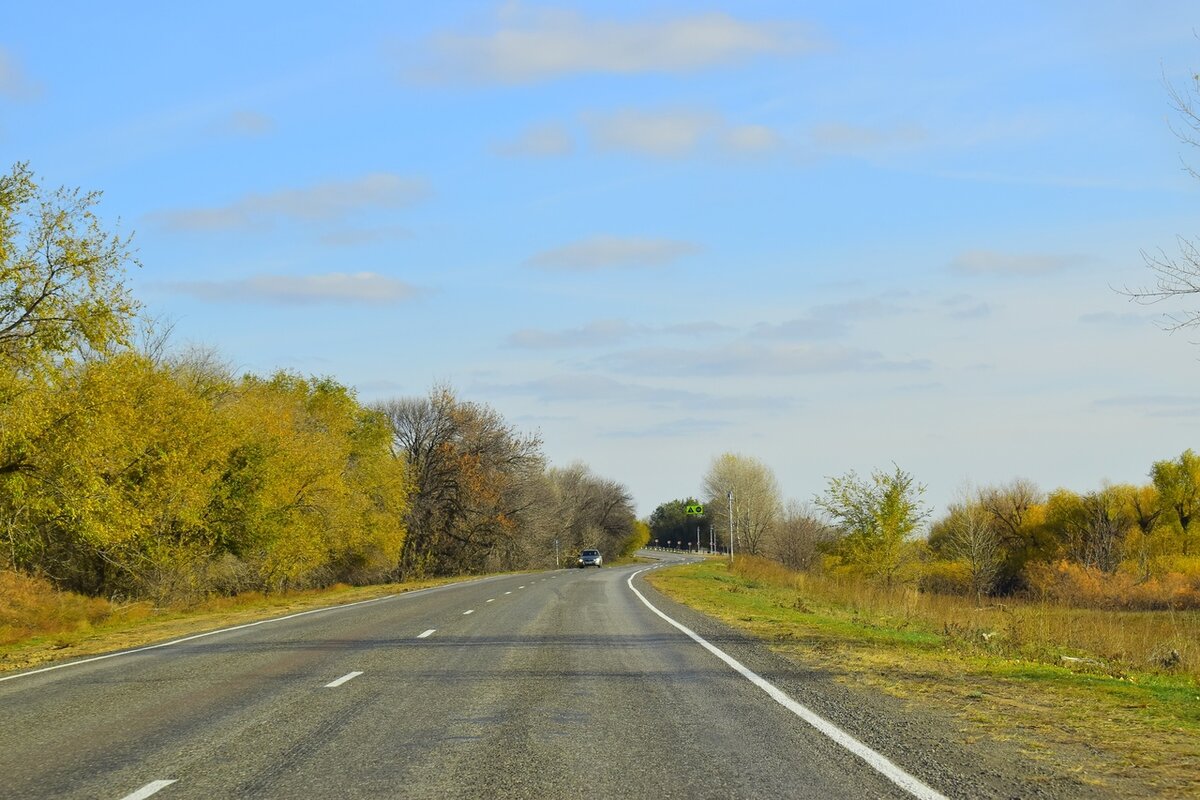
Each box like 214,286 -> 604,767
418,629 -> 436,638
119,780 -> 177,800
324,671 -> 363,688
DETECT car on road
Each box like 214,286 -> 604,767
577,549 -> 602,568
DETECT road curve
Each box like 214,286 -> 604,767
0,553 -> 1028,799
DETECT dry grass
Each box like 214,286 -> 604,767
730,556 -> 1200,679
647,557 -> 1200,798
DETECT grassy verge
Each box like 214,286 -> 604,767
0,570 -> 485,674
645,557 -> 1200,799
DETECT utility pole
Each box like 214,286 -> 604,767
696,524 -> 700,553
727,489 -> 734,564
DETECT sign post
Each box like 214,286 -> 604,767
685,504 -> 704,555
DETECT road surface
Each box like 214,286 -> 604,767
0,554 -> 1058,799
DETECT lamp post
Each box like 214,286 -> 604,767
727,489 -> 734,564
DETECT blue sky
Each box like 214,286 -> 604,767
3,2 -> 1199,517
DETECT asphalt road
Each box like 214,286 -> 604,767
0,554 -> 1022,800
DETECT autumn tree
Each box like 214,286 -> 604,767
1151,449 -> 1200,555
0,163 -> 137,374
377,387 -> 544,576
702,453 -> 781,556
815,464 -> 929,583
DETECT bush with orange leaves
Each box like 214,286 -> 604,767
1025,559 -> 1200,610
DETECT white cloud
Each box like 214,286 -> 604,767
949,249 -> 1087,277
221,110 -> 275,137
167,272 -> 420,306
508,318 -> 734,349
1093,395 -> 1200,418
605,417 -> 732,438
493,122 -> 573,157
584,109 -> 784,157
318,225 -> 412,247
809,123 -> 927,154
508,319 -> 643,348
751,297 -> 906,340
0,48 -> 42,100
150,173 -> 429,232
422,9 -> 814,84
1078,311 -> 1151,327
526,235 -> 701,270
587,109 -> 715,157
598,343 -> 931,377
477,373 -> 795,412
721,124 -> 782,153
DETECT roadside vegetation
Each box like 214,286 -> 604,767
647,556 -> 1200,798
0,162 -> 646,660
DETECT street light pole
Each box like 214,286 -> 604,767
727,489 -> 734,564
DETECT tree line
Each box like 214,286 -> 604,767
651,450 -> 1200,609
0,164 -> 643,602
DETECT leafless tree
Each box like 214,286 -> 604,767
770,501 -> 835,571
977,478 -> 1041,547
702,452 -> 782,556
1123,69 -> 1200,330
943,487 -> 1003,604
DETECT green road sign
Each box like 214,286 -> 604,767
685,504 -> 704,516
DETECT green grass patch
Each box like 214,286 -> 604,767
647,558 -> 1200,799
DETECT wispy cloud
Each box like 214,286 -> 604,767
809,123 -> 927,155
493,122 -> 573,157
599,343 -> 931,377
508,320 -> 643,349
526,235 -> 701,270
0,48 -> 42,100
605,417 -> 732,439
949,249 -> 1087,277
419,9 -> 816,84
477,373 -> 795,412
721,124 -> 783,154
508,318 -> 732,348
941,293 -> 993,320
750,297 -> 907,340
166,272 -> 420,306
219,110 -> 275,137
587,109 -> 716,157
1078,311 -> 1151,327
584,108 -> 784,157
1093,395 -> 1200,418
318,225 -> 412,247
150,173 -> 429,232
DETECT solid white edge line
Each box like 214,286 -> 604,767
324,670 -> 364,688
119,779 -> 177,800
417,629 -> 436,638
0,574 -> 515,685
626,567 -> 948,800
